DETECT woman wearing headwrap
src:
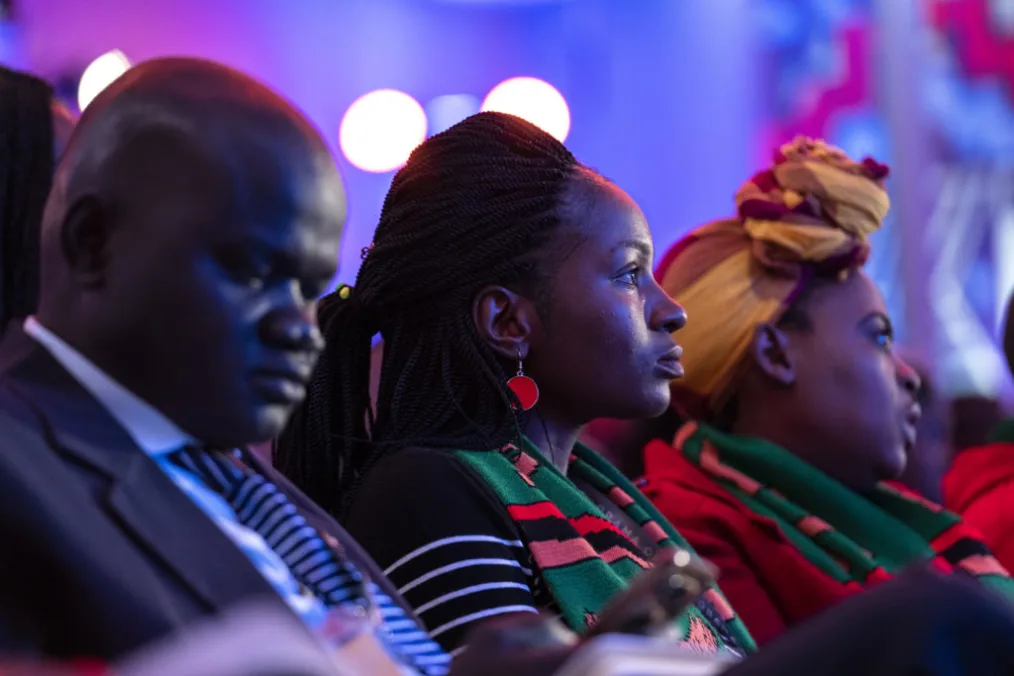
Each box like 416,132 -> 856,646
639,138 -> 1014,646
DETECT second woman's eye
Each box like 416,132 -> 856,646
874,329 -> 893,351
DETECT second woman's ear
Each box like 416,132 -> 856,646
749,322 -> 796,387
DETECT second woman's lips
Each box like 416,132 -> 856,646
902,421 -> 917,450
901,403 -> 922,449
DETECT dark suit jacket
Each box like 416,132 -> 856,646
0,324 -> 419,659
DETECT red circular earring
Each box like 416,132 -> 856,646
506,354 -> 539,411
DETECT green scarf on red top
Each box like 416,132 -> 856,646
453,438 -> 756,655
674,421 -> 1014,597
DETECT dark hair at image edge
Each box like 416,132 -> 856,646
274,111 -> 592,518
0,67 -> 55,333
1004,292 -> 1014,378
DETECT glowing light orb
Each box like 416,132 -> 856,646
339,89 -> 428,173
78,50 -> 131,112
481,76 -> 571,142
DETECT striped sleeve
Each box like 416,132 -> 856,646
343,448 -> 539,652
368,582 -> 452,675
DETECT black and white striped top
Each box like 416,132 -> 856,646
344,448 -> 558,654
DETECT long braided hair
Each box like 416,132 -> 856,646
275,112 -> 587,518
0,66 -> 56,334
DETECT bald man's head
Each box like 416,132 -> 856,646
37,58 -> 346,447
43,58 -> 337,269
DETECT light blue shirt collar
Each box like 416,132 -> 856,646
24,317 -> 195,455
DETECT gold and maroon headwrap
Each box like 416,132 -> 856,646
656,137 -> 891,419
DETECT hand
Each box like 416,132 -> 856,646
586,548 -> 717,638
448,614 -> 578,676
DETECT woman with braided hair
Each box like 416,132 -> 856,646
0,66 -> 74,336
639,138 -> 1014,646
275,111 -> 756,656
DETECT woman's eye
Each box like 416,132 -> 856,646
875,330 -> 893,351
618,267 -> 641,286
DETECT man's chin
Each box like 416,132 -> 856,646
202,404 -> 296,450
250,403 -> 297,443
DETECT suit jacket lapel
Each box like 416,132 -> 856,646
103,453 -> 280,612
0,326 -> 280,612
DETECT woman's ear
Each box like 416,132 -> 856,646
473,285 -> 540,360
749,322 -> 796,387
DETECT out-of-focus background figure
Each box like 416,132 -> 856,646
0,64 -> 74,336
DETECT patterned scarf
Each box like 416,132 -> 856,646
453,439 -> 757,654
675,421 -> 1014,596
989,418 -> 1014,444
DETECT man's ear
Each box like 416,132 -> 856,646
749,322 -> 796,386
59,195 -> 110,288
472,285 -> 540,361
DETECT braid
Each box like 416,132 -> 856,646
275,112 -> 584,518
0,67 -> 55,334
274,290 -> 374,517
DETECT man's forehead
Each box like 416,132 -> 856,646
225,143 -> 344,236
217,151 -> 343,269
237,219 -> 340,261
74,89 -> 344,235
213,209 -> 340,288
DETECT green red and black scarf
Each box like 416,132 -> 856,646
674,421 -> 1014,596
453,439 -> 757,655
989,418 -> 1014,444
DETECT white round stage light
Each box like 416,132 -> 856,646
339,89 -> 428,173
78,50 -> 131,112
481,76 -> 571,142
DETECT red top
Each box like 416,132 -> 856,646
640,439 -> 864,646
944,441 -> 1014,574
0,660 -> 108,676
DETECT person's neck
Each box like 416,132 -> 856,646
522,410 -> 581,475
37,313 -> 97,361
38,314 -> 149,407
731,409 -> 878,492
730,407 -> 800,455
